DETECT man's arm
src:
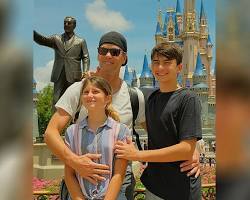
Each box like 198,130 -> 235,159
44,108 -> 110,184
33,30 -> 56,48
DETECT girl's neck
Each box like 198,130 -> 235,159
87,110 -> 107,133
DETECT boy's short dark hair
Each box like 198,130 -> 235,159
151,43 -> 183,65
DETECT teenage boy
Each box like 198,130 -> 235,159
115,42 -> 202,200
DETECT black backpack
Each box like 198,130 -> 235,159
127,87 -> 142,150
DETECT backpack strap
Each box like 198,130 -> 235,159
128,87 -> 143,150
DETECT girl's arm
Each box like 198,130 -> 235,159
64,164 -> 86,200
104,158 -> 128,200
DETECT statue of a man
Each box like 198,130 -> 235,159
34,16 -> 90,110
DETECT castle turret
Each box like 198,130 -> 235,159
139,54 -> 154,88
131,69 -> 138,87
155,21 -> 163,44
162,11 -> 168,37
193,53 -> 207,85
157,6 -> 163,30
123,65 -> 132,86
181,0 -> 199,87
191,53 -> 209,127
199,0 -> 208,50
207,34 -> 213,61
210,63 -> 216,97
166,10 -> 175,42
174,13 -> 180,37
175,0 -> 183,33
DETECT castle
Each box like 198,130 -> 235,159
124,0 -> 216,152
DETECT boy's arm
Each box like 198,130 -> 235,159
115,138 -> 197,162
65,164 -> 85,200
44,108 -> 110,184
104,158 -> 128,200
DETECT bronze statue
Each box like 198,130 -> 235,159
34,16 -> 90,110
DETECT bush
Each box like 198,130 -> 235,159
36,85 -> 53,136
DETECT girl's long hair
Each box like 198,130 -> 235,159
81,76 -> 120,122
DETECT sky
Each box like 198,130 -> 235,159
33,0 -> 216,91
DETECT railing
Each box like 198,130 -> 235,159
33,191 -> 59,200
33,183 -> 216,200
201,183 -> 216,200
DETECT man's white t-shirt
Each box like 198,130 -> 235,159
55,80 -> 145,128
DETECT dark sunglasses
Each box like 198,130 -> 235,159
98,47 -> 122,57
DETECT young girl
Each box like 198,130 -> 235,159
64,76 -> 131,200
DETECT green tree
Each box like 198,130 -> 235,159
36,85 -> 53,136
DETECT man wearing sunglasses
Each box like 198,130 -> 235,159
44,31 -> 200,200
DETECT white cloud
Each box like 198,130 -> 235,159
85,0 -> 133,32
34,60 -> 54,91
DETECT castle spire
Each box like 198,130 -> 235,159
174,13 -> 179,36
162,11 -> 168,36
139,53 -> 154,88
123,65 -> 132,86
200,0 -> 206,22
131,69 -> 138,87
157,0 -> 163,29
140,53 -> 152,78
155,21 -> 162,35
194,53 -> 205,76
176,0 -> 181,14
132,69 -> 137,80
207,33 -> 213,46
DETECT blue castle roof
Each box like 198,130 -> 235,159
155,21 -> 162,35
123,65 -> 132,85
207,34 -> 213,45
174,13 -> 179,36
140,54 -> 153,78
176,0 -> 182,14
162,12 -> 168,36
194,53 -> 206,76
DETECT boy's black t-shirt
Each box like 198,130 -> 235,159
141,88 -> 202,200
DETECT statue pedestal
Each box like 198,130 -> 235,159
33,143 -> 64,179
